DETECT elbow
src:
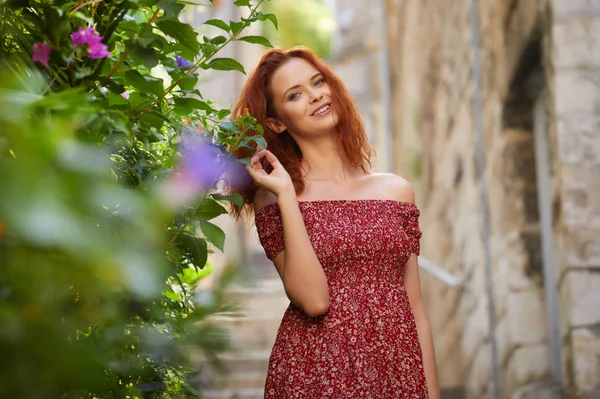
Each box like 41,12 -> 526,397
303,298 -> 330,317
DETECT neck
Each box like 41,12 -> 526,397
294,133 -> 356,183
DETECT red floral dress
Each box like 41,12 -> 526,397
254,200 -> 429,399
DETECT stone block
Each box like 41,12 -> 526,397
552,0 -> 600,18
507,291 -> 547,345
554,69 -> 600,116
466,343 -> 492,399
572,327 -> 600,395
563,224 -> 600,267
510,381 -> 563,399
506,345 -> 550,390
462,296 -> 490,362
553,18 -> 600,67
556,115 -> 600,168
564,270 -> 600,327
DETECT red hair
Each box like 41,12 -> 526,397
228,47 -> 373,219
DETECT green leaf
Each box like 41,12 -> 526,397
212,193 -> 244,208
247,135 -> 266,148
107,91 -> 129,106
164,290 -> 180,301
126,42 -> 159,69
217,109 -> 231,119
229,21 -> 245,36
210,35 -> 227,45
124,70 -> 164,96
156,18 -> 201,53
178,73 -> 199,91
197,198 -> 228,220
234,0 -> 251,7
179,233 -> 208,268
173,97 -> 212,112
105,110 -> 132,134
199,220 -> 225,251
258,12 -> 278,30
204,19 -> 230,32
237,35 -> 272,48
74,67 -> 92,79
208,58 -> 245,74
156,0 -> 185,17
140,110 -> 167,129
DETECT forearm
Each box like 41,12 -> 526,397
415,312 -> 440,399
277,192 -> 330,316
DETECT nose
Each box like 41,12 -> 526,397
308,88 -> 323,103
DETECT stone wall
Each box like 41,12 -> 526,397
551,0 -> 600,397
388,0 -> 600,397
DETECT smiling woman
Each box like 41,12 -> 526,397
227,47 -> 440,399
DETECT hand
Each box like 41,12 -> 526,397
246,149 -> 295,198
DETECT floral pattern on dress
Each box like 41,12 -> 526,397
254,200 -> 428,399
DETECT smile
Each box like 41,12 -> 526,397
311,103 -> 331,116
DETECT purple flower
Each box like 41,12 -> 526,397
121,91 -> 130,99
159,131 -> 248,208
70,26 -> 111,59
179,134 -> 229,190
32,42 -> 51,68
176,56 -> 192,68
87,42 -> 111,59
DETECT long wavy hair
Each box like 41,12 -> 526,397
228,47 -> 373,219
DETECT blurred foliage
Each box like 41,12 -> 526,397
263,0 -> 335,58
0,0 -> 275,397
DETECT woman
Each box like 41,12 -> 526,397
230,47 -> 439,399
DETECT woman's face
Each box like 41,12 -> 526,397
267,58 -> 338,137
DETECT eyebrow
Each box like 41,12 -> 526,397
282,73 -> 323,99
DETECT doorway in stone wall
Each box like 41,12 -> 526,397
502,30 -> 564,393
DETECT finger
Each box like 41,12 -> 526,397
251,155 -> 264,171
261,150 -> 282,169
245,164 -> 259,180
251,149 -> 267,162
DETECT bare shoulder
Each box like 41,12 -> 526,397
367,172 -> 416,204
253,187 -> 278,214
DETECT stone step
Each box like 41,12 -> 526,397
206,371 -> 266,390
225,281 -> 289,318
211,314 -> 282,350
195,349 -> 271,378
203,387 -> 264,399
441,386 -> 466,399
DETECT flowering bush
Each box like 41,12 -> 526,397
0,0 -> 274,398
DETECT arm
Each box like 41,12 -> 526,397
249,150 -> 330,317
386,174 -> 439,398
404,254 -> 440,399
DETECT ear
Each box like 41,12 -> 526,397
266,117 -> 287,134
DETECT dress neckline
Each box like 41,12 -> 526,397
255,199 -> 418,218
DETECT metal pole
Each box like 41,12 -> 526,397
379,0 -> 394,172
533,90 -> 565,391
468,1 -> 501,398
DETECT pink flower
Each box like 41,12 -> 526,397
70,26 -> 111,59
121,91 -> 130,99
87,42 -> 111,59
71,27 -> 95,47
32,42 -> 51,68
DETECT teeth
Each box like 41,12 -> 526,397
314,105 -> 330,115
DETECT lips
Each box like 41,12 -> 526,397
311,102 -> 331,116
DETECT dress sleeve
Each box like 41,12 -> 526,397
254,204 -> 285,261
402,203 -> 423,256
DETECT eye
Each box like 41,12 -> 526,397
288,92 -> 300,101
314,78 -> 325,86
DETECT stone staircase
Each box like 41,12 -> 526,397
198,278 -> 289,399
196,277 -> 466,399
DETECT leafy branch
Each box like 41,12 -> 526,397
131,0 -> 269,124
